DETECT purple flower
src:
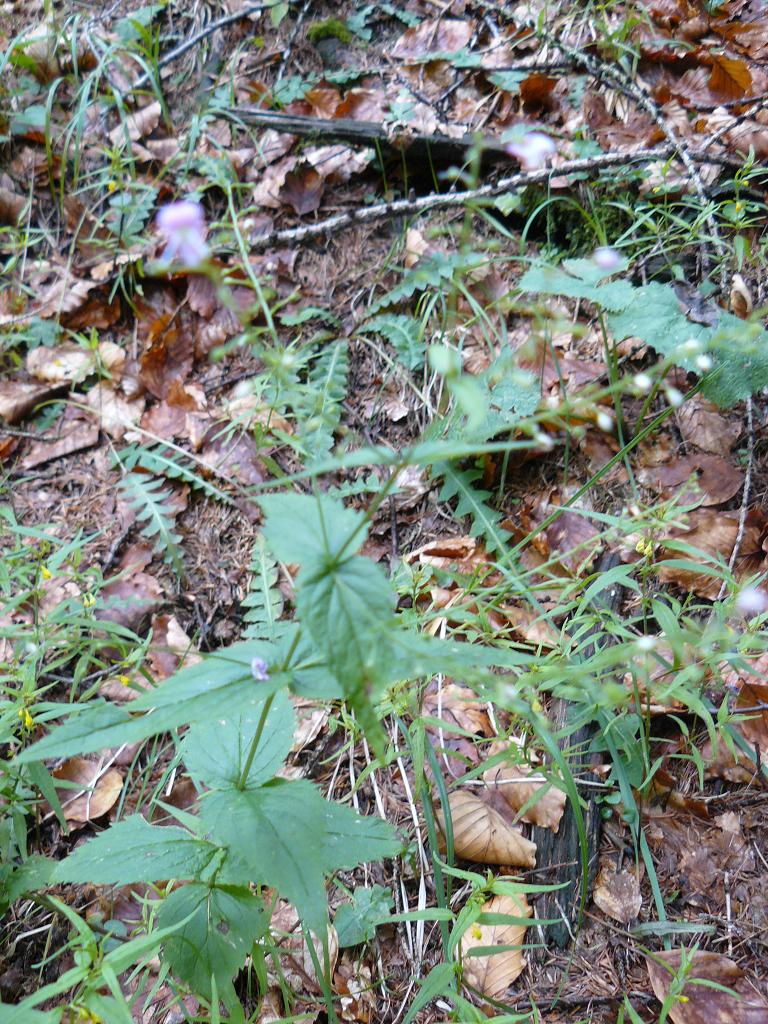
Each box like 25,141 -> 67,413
593,247 -> 621,271
251,657 -> 269,681
505,132 -> 557,170
736,587 -> 768,616
156,200 -> 209,268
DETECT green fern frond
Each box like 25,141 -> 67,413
434,462 -> 510,553
294,339 -> 349,459
118,472 -> 185,577
242,534 -> 286,641
119,444 -> 231,503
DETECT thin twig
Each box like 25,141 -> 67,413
717,395 -> 754,601
247,144 -> 740,252
274,0 -> 314,84
130,2 -> 273,92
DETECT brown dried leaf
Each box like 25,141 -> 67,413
458,893 -> 531,999
0,186 -> 25,225
657,508 -> 767,597
108,100 -> 162,144
83,383 -> 145,440
52,758 -> 123,826
675,398 -> 741,456
593,863 -> 642,924
437,791 -> 537,867
484,763 -> 566,831
97,571 -> 163,633
21,415 -> 99,469
139,316 -> 194,399
200,425 -> 266,487
646,950 -> 768,1024
391,19 -> 474,62
269,901 -> 338,988
0,381 -> 66,424
279,163 -> 324,215
638,453 -> 743,506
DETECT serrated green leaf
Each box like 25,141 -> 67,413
201,780 -> 399,935
487,70 -> 526,93
334,885 -> 393,946
520,258 -> 633,312
52,817 -> 219,885
181,691 -> 294,789
297,554 -> 395,714
18,640 -> 280,762
435,463 -> 510,553
118,444 -> 230,503
360,315 -> 425,370
158,882 -> 268,1000
260,492 -> 365,564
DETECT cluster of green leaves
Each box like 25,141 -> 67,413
520,256 -> 768,407
6,490 -> 536,1016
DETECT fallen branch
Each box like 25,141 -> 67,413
221,107 -> 509,161
247,144 -> 741,251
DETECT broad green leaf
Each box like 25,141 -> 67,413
200,779 -> 399,935
0,856 -> 54,910
607,283 -> 709,366
18,640 -> 280,762
487,70 -> 526,93
182,690 -> 295,789
158,882 -> 268,999
0,1004 -> 60,1023
334,885 -> 393,946
520,258 -> 633,311
260,492 -> 365,564
359,315 -> 425,370
52,817 -> 220,885
278,624 -> 344,699
297,554 -> 396,694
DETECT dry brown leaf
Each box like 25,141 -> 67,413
27,344 -> 92,383
638,453 -> 743,506
83,382 -> 145,440
675,398 -> 741,456
52,757 -> 123,827
437,791 -> 537,867
108,100 -> 162,145
646,949 -> 768,1024
484,763 -> 566,831
269,901 -> 338,988
279,163 -> 324,215
0,381 -> 66,424
21,414 -> 99,469
97,571 -> 163,634
0,186 -> 25,225
657,508 -> 767,598
593,863 -> 642,924
458,893 -> 531,999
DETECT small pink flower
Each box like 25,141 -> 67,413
736,587 -> 768,616
156,200 -> 209,267
251,657 -> 269,681
593,247 -> 621,271
505,132 -> 557,170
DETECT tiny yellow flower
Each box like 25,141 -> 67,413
735,201 -> 744,213
644,541 -> 654,558
18,707 -> 34,729
471,924 -> 483,940
678,996 -> 689,1004
635,539 -> 647,554
82,593 -> 96,609
107,180 -> 118,193
118,674 -> 131,687
40,566 -> 52,580
531,698 -> 543,714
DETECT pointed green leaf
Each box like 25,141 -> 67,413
52,816 -> 220,885
201,780 -> 399,935
182,691 -> 295,789
260,492 -> 365,564
158,882 -> 268,999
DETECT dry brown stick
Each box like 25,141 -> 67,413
246,144 -> 742,252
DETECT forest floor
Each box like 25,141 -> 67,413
2,0 -> 768,1022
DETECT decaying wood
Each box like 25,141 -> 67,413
533,552 -> 624,949
221,107 -> 510,162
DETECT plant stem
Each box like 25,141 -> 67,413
236,693 -> 275,791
